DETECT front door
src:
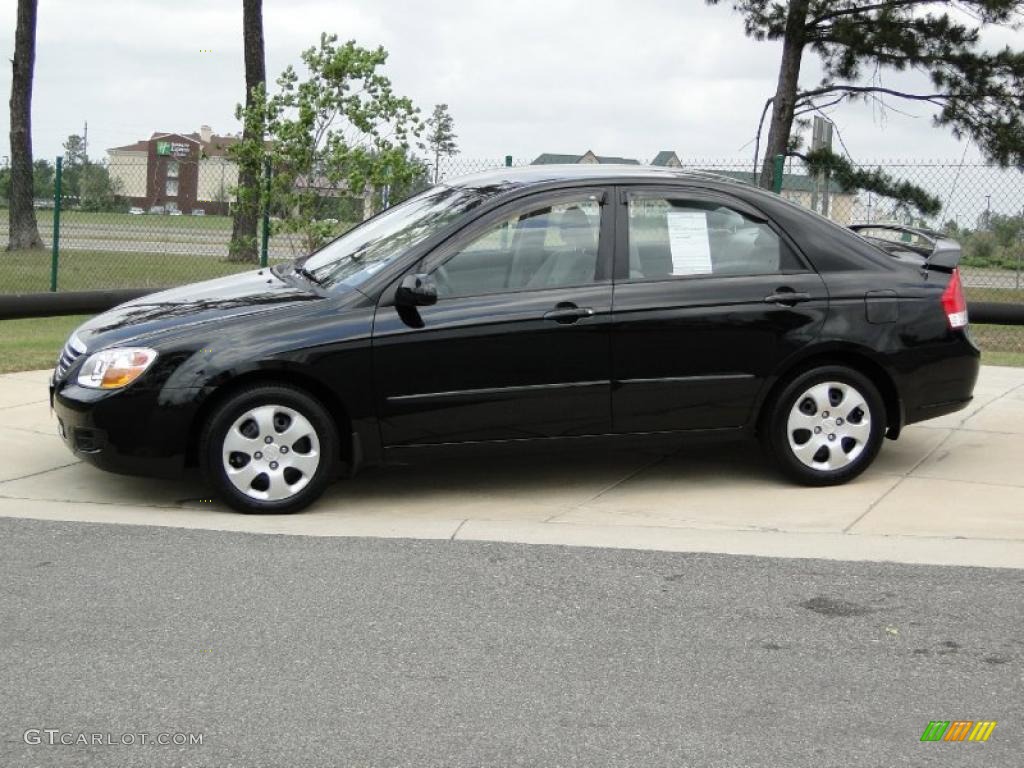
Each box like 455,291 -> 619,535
373,188 -> 614,447
611,187 -> 828,433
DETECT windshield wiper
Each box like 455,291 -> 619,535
296,265 -> 324,286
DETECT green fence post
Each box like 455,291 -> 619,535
260,157 -> 271,269
772,154 -> 785,195
50,156 -> 62,292
505,155 -> 513,168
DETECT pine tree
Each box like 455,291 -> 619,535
426,104 -> 459,183
708,1 -> 1024,212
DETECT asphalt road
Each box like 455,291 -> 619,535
0,517 -> 1020,768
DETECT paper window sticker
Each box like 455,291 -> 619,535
666,209 -> 713,275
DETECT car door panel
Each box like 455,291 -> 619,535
373,188 -> 614,447
374,285 -> 611,445
612,274 -> 827,431
611,188 -> 828,433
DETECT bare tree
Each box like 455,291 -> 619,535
7,0 -> 43,251
228,0 -> 267,263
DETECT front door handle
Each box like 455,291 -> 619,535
543,305 -> 595,324
764,290 -> 811,306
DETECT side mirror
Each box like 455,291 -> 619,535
395,273 -> 438,307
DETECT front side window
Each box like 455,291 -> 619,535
301,186 -> 484,290
433,196 -> 602,298
627,197 -> 797,279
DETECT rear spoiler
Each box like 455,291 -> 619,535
848,224 -> 961,272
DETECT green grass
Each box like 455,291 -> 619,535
2,249 -> 260,293
982,350 -> 1024,367
12,209 -> 234,231
971,323 -> 1024,367
965,286 -> 1024,303
0,314 -> 90,374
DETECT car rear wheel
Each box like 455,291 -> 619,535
763,365 -> 885,486
200,384 -> 338,513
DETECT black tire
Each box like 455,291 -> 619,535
200,384 -> 339,514
762,365 -> 886,486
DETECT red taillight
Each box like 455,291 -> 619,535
941,267 -> 968,329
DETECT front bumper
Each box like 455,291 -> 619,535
50,376 -> 199,479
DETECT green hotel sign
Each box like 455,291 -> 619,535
156,140 -> 191,157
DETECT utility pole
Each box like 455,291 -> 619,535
810,115 -> 834,218
83,120 -> 88,162
985,195 -> 992,229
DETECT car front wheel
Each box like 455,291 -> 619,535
200,384 -> 338,513
763,365 -> 885,486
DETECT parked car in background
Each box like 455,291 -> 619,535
50,166 -> 979,513
169,210 -> 183,216
192,209 -> 206,216
147,205 -> 165,215
128,206 -> 145,215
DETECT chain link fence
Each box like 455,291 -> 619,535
2,153 -> 1022,361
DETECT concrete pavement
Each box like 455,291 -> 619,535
1,365 -> 1023,568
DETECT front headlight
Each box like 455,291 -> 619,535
77,347 -> 158,389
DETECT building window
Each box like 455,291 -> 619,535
166,177 -> 179,197
167,160 -> 179,179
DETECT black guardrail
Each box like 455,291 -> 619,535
971,301 -> 1024,325
0,289 -> 153,321
1,290 -> 1023,325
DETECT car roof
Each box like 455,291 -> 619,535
446,163 -> 759,194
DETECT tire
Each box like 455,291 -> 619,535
200,384 -> 339,514
762,365 -> 885,486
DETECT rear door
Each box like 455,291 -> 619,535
610,186 -> 828,433
372,188 -> 615,447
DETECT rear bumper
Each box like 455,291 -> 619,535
900,333 -> 981,427
907,395 -> 974,424
50,378 -> 198,479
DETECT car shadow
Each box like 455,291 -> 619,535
311,439 -> 778,515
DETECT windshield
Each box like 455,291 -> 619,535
299,186 -> 484,290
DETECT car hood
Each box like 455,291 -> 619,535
74,268 -> 328,349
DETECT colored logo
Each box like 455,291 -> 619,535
920,720 -> 997,742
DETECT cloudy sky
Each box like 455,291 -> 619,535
0,0 -> 1017,167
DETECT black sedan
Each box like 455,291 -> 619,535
50,165 -> 979,513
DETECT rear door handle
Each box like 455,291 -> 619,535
764,291 -> 811,305
543,306 -> 595,324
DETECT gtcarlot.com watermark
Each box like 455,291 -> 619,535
24,728 -> 204,747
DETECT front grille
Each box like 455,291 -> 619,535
55,333 -> 87,380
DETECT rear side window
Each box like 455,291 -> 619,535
626,197 -> 801,280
